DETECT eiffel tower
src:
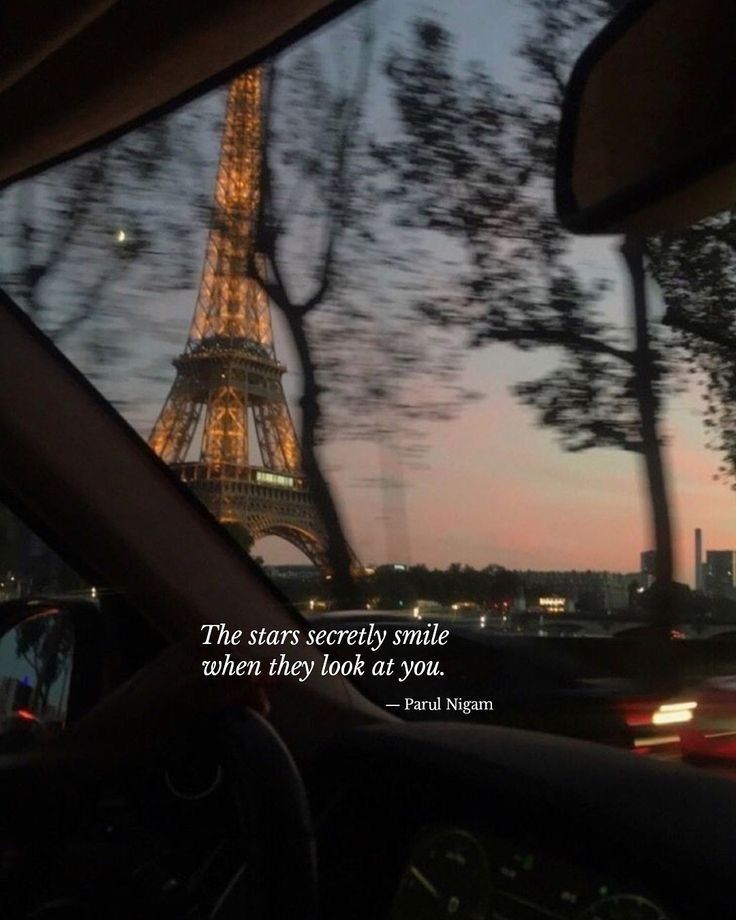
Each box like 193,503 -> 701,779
149,68 -> 332,569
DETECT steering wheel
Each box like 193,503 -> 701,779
2,709 -> 318,919
213,708 -> 318,919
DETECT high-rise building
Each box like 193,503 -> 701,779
705,550 -> 736,599
695,528 -> 704,591
640,550 -> 657,588
148,70 -> 360,574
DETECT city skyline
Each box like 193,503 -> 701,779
109,234 -> 736,585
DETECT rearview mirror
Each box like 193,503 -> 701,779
556,0 -> 736,235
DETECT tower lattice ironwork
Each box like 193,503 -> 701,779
150,68 -> 332,568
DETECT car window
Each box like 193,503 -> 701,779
2,0 -> 736,724
0,501 -> 90,735
0,502 -> 88,599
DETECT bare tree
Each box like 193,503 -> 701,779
647,216 -> 736,492
253,25 -> 376,606
255,13 -> 481,602
380,10 -> 681,629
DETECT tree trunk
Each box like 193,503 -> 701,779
286,314 -> 359,609
621,235 -> 675,637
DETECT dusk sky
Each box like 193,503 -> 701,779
261,289 -> 732,586
15,0 -> 736,587
256,0 -> 736,583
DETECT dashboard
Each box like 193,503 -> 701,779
310,722 -> 736,920
6,715 -> 732,918
390,825 -> 669,919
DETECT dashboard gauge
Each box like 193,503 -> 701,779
578,894 -> 670,920
390,828 -> 491,920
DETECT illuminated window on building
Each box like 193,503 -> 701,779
255,471 -> 295,489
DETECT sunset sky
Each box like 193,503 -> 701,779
258,283 -> 735,587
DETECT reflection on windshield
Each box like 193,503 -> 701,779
0,612 -> 73,733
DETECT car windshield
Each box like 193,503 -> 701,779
3,0 -> 736,764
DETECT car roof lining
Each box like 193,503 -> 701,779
0,0 -> 363,189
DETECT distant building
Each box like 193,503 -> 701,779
512,589 -> 527,614
601,575 -> 632,610
695,529 -> 704,591
527,595 -> 573,615
515,570 -> 640,613
705,550 -> 736,599
640,550 -> 657,589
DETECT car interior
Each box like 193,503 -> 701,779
2,1 -> 736,918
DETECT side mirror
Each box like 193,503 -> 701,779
0,599 -> 103,751
556,0 -> 736,234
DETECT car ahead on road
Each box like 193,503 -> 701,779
308,610 -> 736,759
680,677 -> 736,769
2,2 -> 736,920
